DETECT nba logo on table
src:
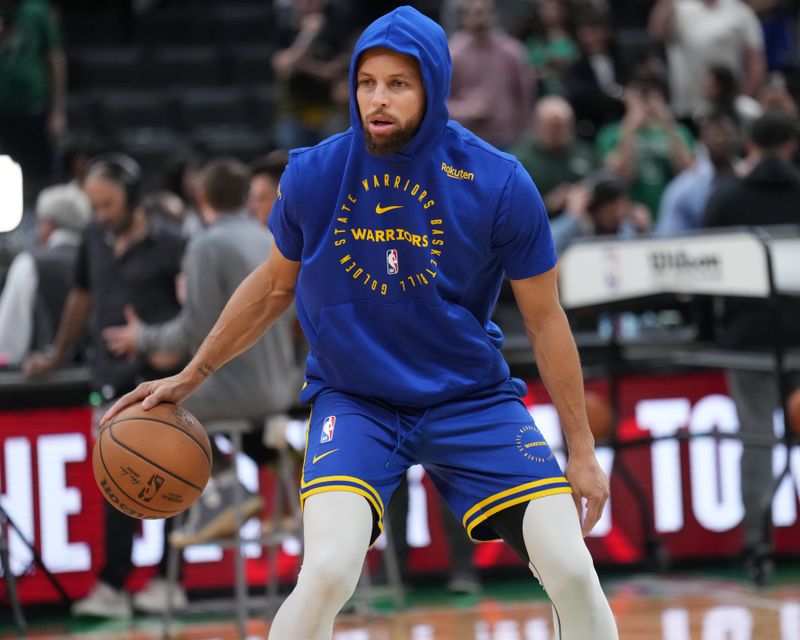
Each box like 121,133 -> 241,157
386,249 -> 399,275
320,416 -> 336,443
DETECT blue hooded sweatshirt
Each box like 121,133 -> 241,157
268,6 -> 556,407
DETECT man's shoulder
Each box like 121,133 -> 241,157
445,121 -> 519,170
289,130 -> 353,163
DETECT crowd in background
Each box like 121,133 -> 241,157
1,0 -> 800,616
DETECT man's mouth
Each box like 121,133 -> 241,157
367,115 -> 396,135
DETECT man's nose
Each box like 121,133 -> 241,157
372,84 -> 389,107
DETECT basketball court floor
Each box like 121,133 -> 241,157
4,568 -> 799,640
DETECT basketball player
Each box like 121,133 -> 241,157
103,7 -> 619,639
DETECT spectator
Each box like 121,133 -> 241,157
0,0 -> 67,203
563,6 -> 627,138
102,158 -> 302,555
703,64 -> 763,128
656,113 -> 740,235
702,112 -> 800,577
160,153 -> 205,238
0,183 -> 90,366
24,153 -> 186,619
597,72 -> 694,220
757,79 -> 798,117
512,96 -> 596,217
140,190 -> 188,235
550,174 -> 651,254
58,132 -> 100,187
648,0 -> 767,123
525,0 -> 578,96
747,0 -> 797,74
271,0 -> 353,149
248,149 -> 289,225
448,0 -> 534,149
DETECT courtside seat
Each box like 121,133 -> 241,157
99,90 -> 177,135
177,87 -> 249,130
245,84 -> 277,131
226,45 -> 276,86
70,47 -> 146,91
66,92 -> 100,133
203,5 -> 274,46
116,127 -> 190,175
150,46 -> 224,88
190,125 -> 270,161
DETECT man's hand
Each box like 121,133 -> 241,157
102,305 -> 141,358
564,448 -> 609,537
23,351 -> 60,377
100,370 -> 200,428
48,108 -> 67,142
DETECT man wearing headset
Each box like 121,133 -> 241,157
25,153 -> 187,619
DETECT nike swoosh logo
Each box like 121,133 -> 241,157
375,203 -> 403,214
312,449 -> 340,464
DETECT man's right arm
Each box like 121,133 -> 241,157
648,0 -> 676,41
100,247 -> 301,425
24,288 -> 92,375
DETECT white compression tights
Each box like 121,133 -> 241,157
267,492 -> 372,640
268,491 -> 617,640
523,493 -> 619,640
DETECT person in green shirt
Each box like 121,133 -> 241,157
596,72 -> 694,220
0,0 -> 67,200
512,95 -> 596,217
525,0 -> 578,96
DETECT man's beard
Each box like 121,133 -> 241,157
363,118 -> 421,157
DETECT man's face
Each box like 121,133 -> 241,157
461,0 -> 493,35
702,120 -> 738,164
248,174 -> 279,224
535,110 -> 574,153
84,173 -> 133,235
357,47 -> 426,157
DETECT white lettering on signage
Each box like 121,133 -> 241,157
772,409 -> 800,527
0,438 -> 34,575
636,399 -> 691,532
38,434 -> 90,572
688,395 -> 743,532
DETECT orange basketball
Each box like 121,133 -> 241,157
92,402 -> 212,520
788,388 -> 800,436
585,391 -> 614,440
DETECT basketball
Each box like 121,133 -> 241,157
788,388 -> 800,436
585,391 -> 614,440
92,402 -> 212,520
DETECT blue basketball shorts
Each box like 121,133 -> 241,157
299,381 -> 571,545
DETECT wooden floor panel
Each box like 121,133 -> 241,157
10,576 -> 800,640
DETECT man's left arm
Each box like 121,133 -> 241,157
510,267 -> 609,536
43,6 -> 67,141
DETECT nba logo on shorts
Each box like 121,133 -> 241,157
386,249 -> 399,275
320,416 -> 336,443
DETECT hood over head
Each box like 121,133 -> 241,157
349,6 -> 451,159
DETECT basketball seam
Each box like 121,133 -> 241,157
110,416 -> 212,465
107,424 -> 206,492
98,430 -> 181,515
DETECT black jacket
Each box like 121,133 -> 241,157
703,157 -> 800,349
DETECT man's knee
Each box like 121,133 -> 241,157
298,550 -> 362,603
535,545 -> 598,601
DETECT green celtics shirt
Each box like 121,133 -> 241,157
0,0 -> 62,115
512,137 -> 596,202
596,122 -> 694,219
